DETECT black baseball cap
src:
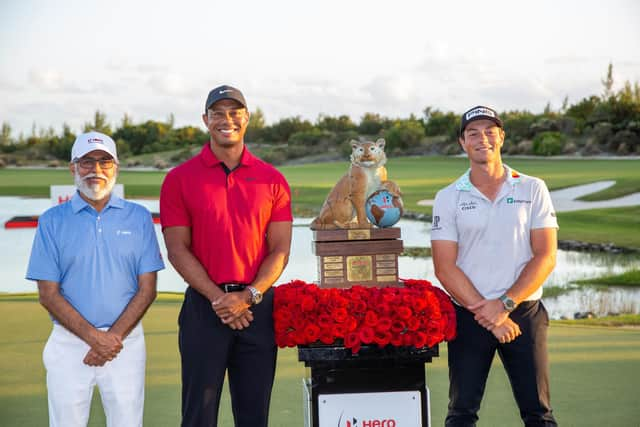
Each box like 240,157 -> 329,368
205,85 -> 247,112
460,105 -> 503,135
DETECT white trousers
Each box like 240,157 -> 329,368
42,323 -> 146,427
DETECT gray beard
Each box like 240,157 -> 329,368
74,171 -> 116,201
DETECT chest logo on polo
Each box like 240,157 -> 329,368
506,197 -> 531,205
459,200 -> 478,211
116,230 -> 132,235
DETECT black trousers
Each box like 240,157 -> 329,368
446,301 -> 557,427
179,287 -> 277,427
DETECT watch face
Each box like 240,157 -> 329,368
501,295 -> 515,311
249,287 -> 262,304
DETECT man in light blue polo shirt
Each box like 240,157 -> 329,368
432,106 -> 558,426
26,131 -> 164,427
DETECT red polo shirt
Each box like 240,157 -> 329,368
160,143 -> 292,285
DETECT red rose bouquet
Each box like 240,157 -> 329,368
273,279 -> 457,354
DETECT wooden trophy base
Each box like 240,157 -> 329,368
312,227 -> 403,288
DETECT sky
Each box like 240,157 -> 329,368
1,0 -> 639,137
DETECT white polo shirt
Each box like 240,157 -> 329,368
431,165 -> 558,301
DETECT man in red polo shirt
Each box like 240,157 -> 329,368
160,85 -> 293,427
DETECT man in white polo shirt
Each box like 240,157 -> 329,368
26,131 -> 165,427
431,106 -> 558,426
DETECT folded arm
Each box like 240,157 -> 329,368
37,281 -> 123,362
469,227 -> 557,329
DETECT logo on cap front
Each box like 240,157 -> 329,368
87,138 -> 104,144
466,107 -> 496,121
219,89 -> 233,94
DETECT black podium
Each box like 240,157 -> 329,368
298,344 -> 439,427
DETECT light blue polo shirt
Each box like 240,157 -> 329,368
26,192 -> 165,327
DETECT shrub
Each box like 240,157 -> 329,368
610,130 -> 639,153
562,141 -> 578,155
532,132 -> 565,156
383,120 -> 425,153
154,159 -> 169,170
517,140 -> 534,155
592,122 -> 614,145
258,149 -> 287,165
288,129 -> 334,147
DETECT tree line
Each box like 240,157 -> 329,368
1,64 -> 639,167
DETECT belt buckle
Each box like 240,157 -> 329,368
223,283 -> 244,293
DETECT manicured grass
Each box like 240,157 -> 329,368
2,156 -> 639,202
2,295 -> 640,426
554,314 -> 640,327
401,247 -> 432,257
575,269 -> 640,287
556,206 -> 640,249
1,157 -> 639,246
0,168 -> 166,198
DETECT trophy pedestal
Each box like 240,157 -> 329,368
299,344 -> 437,427
312,227 -> 403,288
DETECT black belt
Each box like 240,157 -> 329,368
219,283 -> 247,293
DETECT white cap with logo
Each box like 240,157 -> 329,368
71,131 -> 118,163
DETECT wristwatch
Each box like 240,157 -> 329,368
499,294 -> 516,312
247,286 -> 263,305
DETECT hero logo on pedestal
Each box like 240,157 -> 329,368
318,391 -> 421,427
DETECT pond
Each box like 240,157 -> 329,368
1,196 -> 638,319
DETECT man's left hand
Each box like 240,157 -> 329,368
468,298 -> 509,330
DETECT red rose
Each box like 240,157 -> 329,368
364,310 -> 379,327
391,320 -> 406,334
407,317 -> 421,331
373,330 -> 392,347
413,332 -> 427,348
319,330 -> 336,345
376,317 -> 392,332
345,332 -> 361,354
301,295 -> 316,312
317,313 -> 332,328
304,324 -> 321,342
395,306 -> 412,320
359,326 -> 375,344
333,307 -> 348,323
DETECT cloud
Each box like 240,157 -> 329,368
28,69 -> 64,91
544,56 -> 599,66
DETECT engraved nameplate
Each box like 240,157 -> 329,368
324,270 -> 344,277
348,229 -> 371,240
376,261 -> 396,268
346,255 -> 373,282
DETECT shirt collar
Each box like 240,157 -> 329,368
70,191 -> 124,214
200,142 -> 257,168
454,164 -> 521,192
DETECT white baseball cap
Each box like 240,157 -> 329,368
71,131 -> 119,163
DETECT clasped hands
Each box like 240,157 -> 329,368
83,330 -> 123,367
468,299 -> 521,344
211,292 -> 254,330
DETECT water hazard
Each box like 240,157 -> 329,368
2,196 -> 638,319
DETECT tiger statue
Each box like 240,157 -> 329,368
310,138 -> 402,230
